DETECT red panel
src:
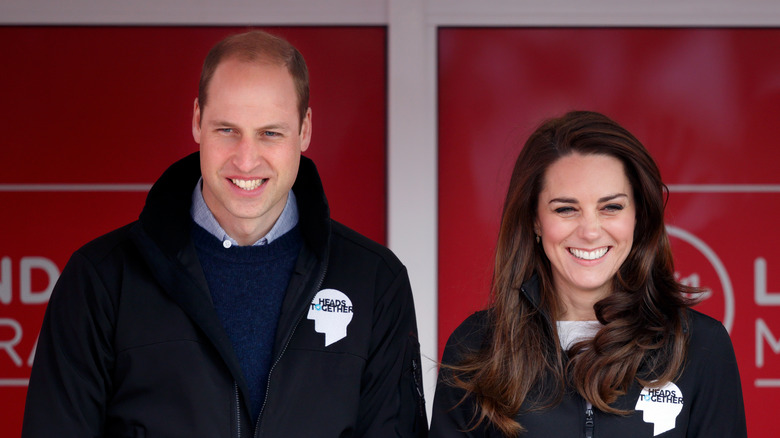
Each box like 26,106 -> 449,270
0,26 -> 386,436
0,191 -> 148,434
438,28 -> 780,437
0,26 -> 386,242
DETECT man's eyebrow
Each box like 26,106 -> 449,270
257,123 -> 289,131
204,121 -> 292,131
206,119 -> 237,127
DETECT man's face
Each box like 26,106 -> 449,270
193,58 -> 311,245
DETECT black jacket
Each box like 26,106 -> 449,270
23,153 -> 427,437
430,276 -> 747,437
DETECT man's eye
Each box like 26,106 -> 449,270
263,131 -> 280,137
217,128 -> 234,134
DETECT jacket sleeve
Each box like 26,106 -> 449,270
429,313 -> 492,438
22,251 -> 116,438
685,318 -> 747,437
354,267 -> 428,438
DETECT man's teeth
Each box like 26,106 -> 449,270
231,178 -> 265,190
569,247 -> 609,260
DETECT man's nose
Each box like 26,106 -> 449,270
232,137 -> 261,172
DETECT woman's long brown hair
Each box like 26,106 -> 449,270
447,111 -> 698,436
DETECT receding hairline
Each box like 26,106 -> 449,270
197,30 -> 310,125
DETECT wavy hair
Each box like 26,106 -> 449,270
448,111 -> 698,436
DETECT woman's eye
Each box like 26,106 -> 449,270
603,204 -> 624,212
555,206 -> 576,214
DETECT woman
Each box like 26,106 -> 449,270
430,111 -> 747,437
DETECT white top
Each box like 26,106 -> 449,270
556,320 -> 602,350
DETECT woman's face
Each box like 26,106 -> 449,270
536,153 -> 636,313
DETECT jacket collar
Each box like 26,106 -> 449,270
520,273 -> 542,309
138,152 -> 202,257
136,152 -> 331,264
131,152 -> 332,413
519,273 -> 560,334
290,155 -> 331,262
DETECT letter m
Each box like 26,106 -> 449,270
756,318 -> 780,368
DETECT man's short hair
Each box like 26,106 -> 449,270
198,30 -> 310,126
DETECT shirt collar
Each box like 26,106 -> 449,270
190,178 -> 298,247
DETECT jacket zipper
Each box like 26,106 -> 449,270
253,257 -> 330,438
235,382 -> 242,438
522,281 -> 595,437
584,401 -> 594,438
411,358 -> 426,420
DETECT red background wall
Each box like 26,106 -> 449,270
438,28 -> 780,437
0,26 -> 387,436
3,25 -> 777,436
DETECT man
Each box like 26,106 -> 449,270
23,30 -> 427,437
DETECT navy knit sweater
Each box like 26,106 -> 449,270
191,223 -> 303,425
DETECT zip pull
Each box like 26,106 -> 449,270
411,358 -> 426,420
584,401 -> 595,438
235,382 -> 242,438
411,359 -> 423,398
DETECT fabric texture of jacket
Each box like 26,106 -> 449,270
23,152 -> 428,438
429,275 -> 747,437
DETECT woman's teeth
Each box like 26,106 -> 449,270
569,247 -> 609,260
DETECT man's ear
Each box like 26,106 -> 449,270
300,107 -> 312,152
192,98 -> 202,144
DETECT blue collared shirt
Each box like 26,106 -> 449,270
190,178 -> 299,247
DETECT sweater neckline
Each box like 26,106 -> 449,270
191,222 -> 303,263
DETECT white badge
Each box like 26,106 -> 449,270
307,289 -> 354,346
635,381 -> 684,436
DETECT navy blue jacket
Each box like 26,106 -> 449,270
430,277 -> 746,437
23,153 -> 427,437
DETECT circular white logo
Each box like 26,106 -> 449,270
636,381 -> 684,436
666,225 -> 734,332
307,289 -> 353,346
